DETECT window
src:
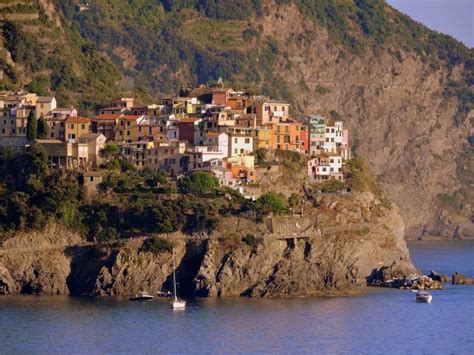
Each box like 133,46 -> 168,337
245,138 -> 250,144
265,106 -> 270,112
81,124 -> 85,129
71,124 -> 75,129
234,138 -> 238,143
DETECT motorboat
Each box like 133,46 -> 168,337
170,246 -> 186,310
416,291 -> 433,303
129,291 -> 154,301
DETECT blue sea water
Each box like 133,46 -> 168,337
0,241 -> 473,354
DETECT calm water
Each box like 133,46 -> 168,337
0,242 -> 473,354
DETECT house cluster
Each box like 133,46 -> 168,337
0,84 -> 351,186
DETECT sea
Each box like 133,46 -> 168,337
0,241 -> 473,354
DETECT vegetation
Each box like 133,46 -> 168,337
255,192 -> 287,215
242,233 -> 261,247
177,171 -> 219,195
436,192 -> 465,214
141,236 -> 172,254
321,179 -> 345,193
26,111 -> 37,141
37,116 -> 50,139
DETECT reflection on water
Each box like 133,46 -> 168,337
0,242 -> 473,354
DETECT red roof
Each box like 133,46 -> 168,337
95,114 -> 121,121
66,116 -> 91,124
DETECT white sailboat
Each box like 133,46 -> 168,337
171,246 -> 186,310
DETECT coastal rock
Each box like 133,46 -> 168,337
0,264 -> 15,294
452,272 -> 474,285
429,270 -> 450,283
0,193 -> 419,297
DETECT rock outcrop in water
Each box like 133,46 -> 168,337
452,272 -> 474,285
0,192 -> 418,297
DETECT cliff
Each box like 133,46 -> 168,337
0,192 -> 417,297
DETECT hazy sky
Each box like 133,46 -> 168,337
387,0 -> 473,48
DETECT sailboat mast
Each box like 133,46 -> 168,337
172,246 -> 177,301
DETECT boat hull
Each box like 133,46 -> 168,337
129,296 -> 154,301
416,293 -> 433,303
171,300 -> 186,310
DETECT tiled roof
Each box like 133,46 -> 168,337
66,116 -> 91,124
95,114 -> 121,121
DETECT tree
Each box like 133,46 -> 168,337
26,110 -> 37,141
37,115 -> 49,139
177,171 -> 219,195
255,192 -> 287,215
102,143 -> 119,159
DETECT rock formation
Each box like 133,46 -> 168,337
452,272 -> 474,285
0,192 -> 419,297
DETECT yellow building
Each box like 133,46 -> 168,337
65,116 -> 91,142
35,97 -> 57,118
254,125 -> 273,150
115,115 -> 144,142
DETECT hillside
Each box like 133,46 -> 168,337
0,0 -> 473,239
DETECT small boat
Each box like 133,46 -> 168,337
129,291 -> 154,301
171,246 -> 186,310
416,291 -> 433,303
156,290 -> 172,298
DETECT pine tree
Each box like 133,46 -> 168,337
37,115 -> 49,139
26,111 -> 37,141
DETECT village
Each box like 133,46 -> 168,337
0,82 -> 351,191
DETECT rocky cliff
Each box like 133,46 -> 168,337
0,192 -> 417,297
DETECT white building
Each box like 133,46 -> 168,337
228,133 -> 253,157
204,131 -> 229,157
323,119 -> 344,153
307,153 -> 343,181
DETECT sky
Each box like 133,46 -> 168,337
387,0 -> 473,48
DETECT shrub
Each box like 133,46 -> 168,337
321,179 -> 345,193
346,157 -> 373,192
141,236 -> 172,254
242,233 -> 261,247
96,227 -> 120,243
436,192 -> 464,213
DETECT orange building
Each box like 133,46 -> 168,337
271,122 -> 301,152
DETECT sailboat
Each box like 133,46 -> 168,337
171,246 -> 186,310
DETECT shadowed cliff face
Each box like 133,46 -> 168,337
0,192 -> 418,297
